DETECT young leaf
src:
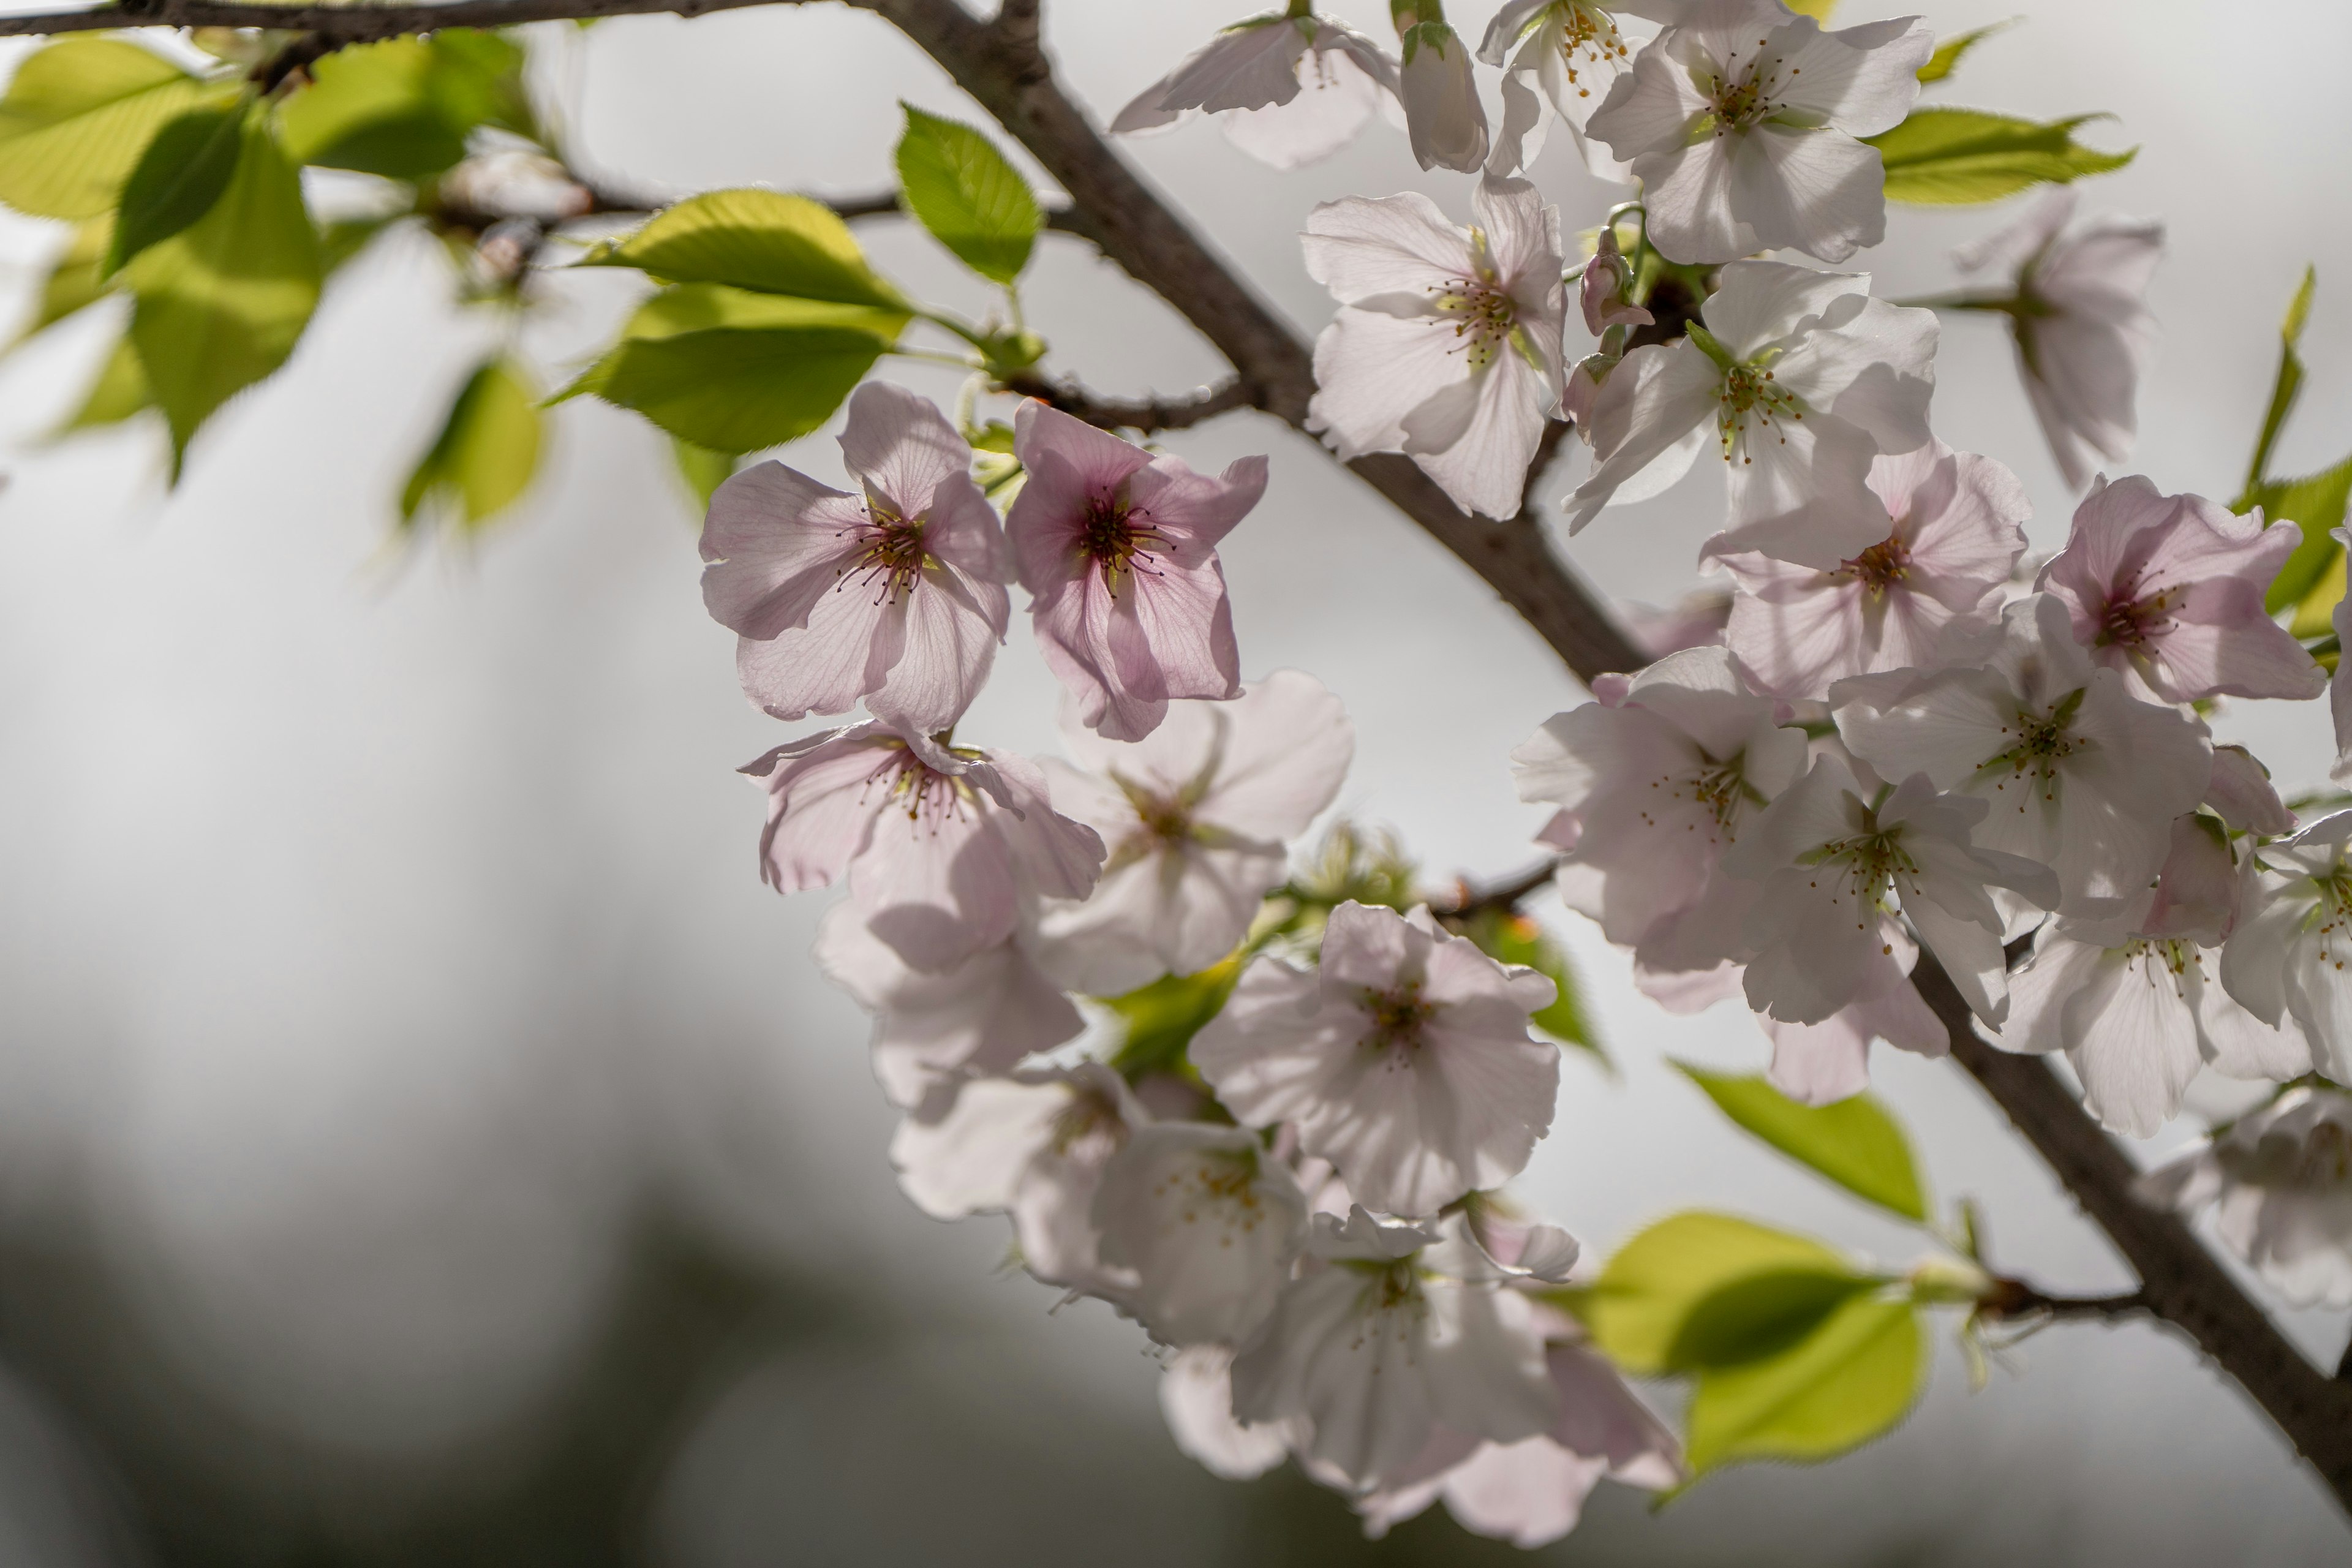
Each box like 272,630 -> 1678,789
1674,1063 -> 1928,1222
1866,108 -> 2135,205
400,357 -> 543,532
1102,956 -> 1243,1080
1917,20 -> 2014,85
1457,908 -> 1605,1064
105,103 -> 246,276
895,102 -> 1042,285
2239,266 -> 2317,505
1683,1295 -> 1926,1476
0,39 -> 215,220
571,325 -> 888,453
1569,1212 -> 1853,1376
280,38 -> 467,179
5,216 -> 111,353
59,331 -> 153,432
576,189 -> 911,314
1781,0 -> 1836,18
424,29 -> 535,141
2254,454 -> 2352,620
1663,1267 -> 1880,1371
671,439 -> 740,513
123,116 -> 322,470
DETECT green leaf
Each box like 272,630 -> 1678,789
400,356 -> 542,532
1917,20 -> 2013,85
0,38 -> 217,220
671,439 -> 741,513
124,115 -> 322,471
1569,1212 -> 1851,1376
281,38 -> 466,178
1457,908 -> 1605,1064
423,29 -> 535,141
894,102 -> 1041,286
320,215 -> 394,276
576,189 -> 910,314
1673,1063 -> 1928,1222
105,104 -> 246,276
2253,454 -> 2352,625
60,330 -> 152,432
2239,266 -> 2317,505
8,216 -> 111,350
1865,108 -> 2135,205
1684,1295 -> 1925,1476
1664,1267 -> 1880,1371
1102,956 -> 1242,1080
572,325 -> 886,453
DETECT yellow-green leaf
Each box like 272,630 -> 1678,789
1458,908 -> 1605,1065
1569,1212 -> 1851,1376
1866,108 -> 2135,205
2239,265 -> 2316,504
8,216 -> 111,350
105,103 -> 246,276
400,356 -> 543,532
1102,956 -> 1242,1080
1781,0 -> 1836,18
124,116 -> 322,470
279,33 -> 524,179
1664,1267 -> 1880,1371
1674,1063 -> 1928,1221
1684,1295 -> 1925,1475
671,439 -> 739,513
895,102 -> 1041,286
573,325 -> 887,453
1917,20 -> 2013,85
576,189 -> 910,313
2254,456 -> 2352,625
557,282 -> 905,409
0,38 -> 219,220
60,330 -> 151,432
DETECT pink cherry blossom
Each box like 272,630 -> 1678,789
2036,475 -> 2324,703
1719,441 -> 2030,700
1191,901 -> 1559,1218
1035,670 -> 1354,993
1586,0 -> 1932,265
1304,178 -> 1566,521
743,722 -> 1104,972
1757,984 -> 1947,1106
1954,187 -> 2164,491
1110,14 -> 1400,171
1005,402 -> 1261,742
1512,646 -> 1805,984
701,381 -> 1010,734
812,905 -> 1082,1109
1091,1121 -> 1310,1348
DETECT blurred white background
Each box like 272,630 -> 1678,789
0,0 -> 2348,1561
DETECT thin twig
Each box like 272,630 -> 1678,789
1980,1281 -> 2150,1324
997,373 -> 1253,435
1436,859 -> 1560,923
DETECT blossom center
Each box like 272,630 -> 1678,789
1642,752 -> 1760,841
1841,532 -> 1911,594
1800,828 -> 1919,927
1360,982 -> 1437,1050
1079,494 -> 1167,598
2094,580 -> 2178,649
1429,271 -> 1518,371
1152,1151 -> 1269,1246
1978,690 -> 2086,801
1049,1084 -> 1129,1163
1716,362 -> 1803,462
1705,42 -> 1798,133
870,749 -> 974,831
1550,4 -> 1630,97
838,502 -> 929,605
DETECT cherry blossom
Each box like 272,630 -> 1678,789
1512,646 -> 1806,984
1227,1207 -> 1558,1490
1834,594 -> 2213,924
2000,922 -> 2307,1137
812,905 -> 1083,1109
1719,441 -> 2030,700
744,722 -> 1104,971
1191,901 -> 1559,1218
1091,1121 -> 1310,1347
1110,12 -> 1400,170
1758,985 -> 1947,1106
1303,178 -> 1565,521
1953,187 -> 2165,491
1724,758 -> 2056,1027
1478,2 -> 1681,179
1565,261 -> 1938,568
1159,1346 -> 1293,1480
1359,1338 -> 1682,1547
2207,742 -> 2297,837
701,380 -> 1010,734
2222,811 -> 2352,1082
2142,1085 -> 2352,1310
893,1063 -> 1155,1302
2335,529 -> 2352,786
1392,2 -> 1488,172
1005,402 -> 1262,742
1034,671 -> 1354,993
1585,0 -> 1932,265
2037,475 -> 2323,703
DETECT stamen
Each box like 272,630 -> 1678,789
1079,494 -> 1169,599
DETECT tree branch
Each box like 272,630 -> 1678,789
996,372 -> 1251,435
0,0 -> 793,39
1979,1280 -> 2150,1324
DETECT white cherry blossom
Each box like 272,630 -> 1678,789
1512,646 -> 1806,984
2222,811 -> 2352,1082
1585,0 -> 1932,265
1478,2 -> 1691,178
1719,441 -> 2030,700
1159,1346 -> 1294,1480
813,905 -> 1082,1109
1565,261 -> 1938,568
1833,594 -> 2214,924
1228,1207 -> 1558,1490
1758,984 -> 1947,1106
1110,13 -> 1400,170
1091,1121 -> 1310,1348
2142,1085 -> 2352,1309
1954,187 -> 2164,491
1035,671 -> 1354,994
1192,900 -> 1559,1218
1304,178 -> 1565,521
